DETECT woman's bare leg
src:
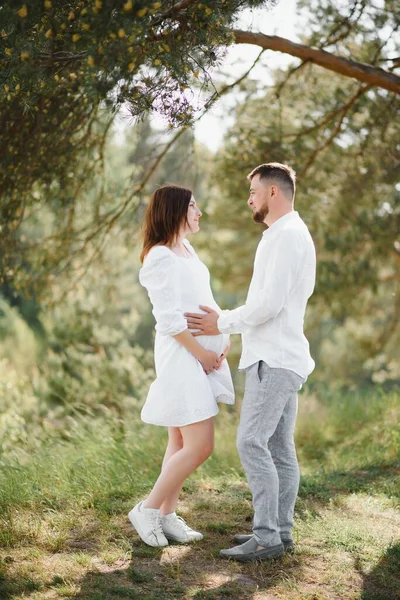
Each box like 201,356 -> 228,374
161,427 -> 183,469
144,418 -> 214,511
160,427 -> 184,515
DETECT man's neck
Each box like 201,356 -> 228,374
264,207 -> 294,227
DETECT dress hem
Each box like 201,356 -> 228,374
141,408 -> 219,428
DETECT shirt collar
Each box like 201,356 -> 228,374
262,211 -> 299,237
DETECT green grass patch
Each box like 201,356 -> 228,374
0,386 -> 399,600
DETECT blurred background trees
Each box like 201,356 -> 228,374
0,0 -> 399,447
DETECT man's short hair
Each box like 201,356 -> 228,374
247,163 -> 296,199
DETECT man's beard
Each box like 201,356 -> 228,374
252,202 -> 269,223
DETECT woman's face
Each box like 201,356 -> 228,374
183,196 -> 202,235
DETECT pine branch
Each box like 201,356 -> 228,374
299,85 -> 372,178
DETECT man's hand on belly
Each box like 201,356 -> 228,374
184,305 -> 220,336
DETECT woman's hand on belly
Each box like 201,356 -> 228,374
217,340 -> 231,369
198,349 -> 221,375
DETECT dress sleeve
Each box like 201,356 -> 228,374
139,247 -> 188,336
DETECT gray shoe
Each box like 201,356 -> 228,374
234,533 -> 295,553
220,536 -> 284,562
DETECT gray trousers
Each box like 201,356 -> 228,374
237,361 -> 304,547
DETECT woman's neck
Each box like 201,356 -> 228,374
169,234 -> 190,257
170,232 -> 187,249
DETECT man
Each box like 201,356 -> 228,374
185,162 -> 316,563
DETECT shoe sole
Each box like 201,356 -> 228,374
234,535 -> 295,553
164,534 -> 204,543
128,509 -> 168,548
221,550 -> 284,563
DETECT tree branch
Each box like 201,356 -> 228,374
151,0 -> 197,25
232,30 -> 400,95
30,29 -> 400,95
299,84 -> 371,177
214,49 -> 265,96
42,47 -> 269,268
275,59 -> 310,97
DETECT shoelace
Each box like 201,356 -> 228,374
174,515 -> 194,533
147,511 -> 165,542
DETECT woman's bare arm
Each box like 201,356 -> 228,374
173,330 -> 220,373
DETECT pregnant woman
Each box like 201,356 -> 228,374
129,184 -> 234,548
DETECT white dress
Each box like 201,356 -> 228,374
139,239 -> 235,427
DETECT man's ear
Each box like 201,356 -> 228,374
270,184 -> 278,198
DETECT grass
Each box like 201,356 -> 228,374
0,387 -> 399,599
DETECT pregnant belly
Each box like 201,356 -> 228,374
183,300 -> 228,355
190,331 -> 229,356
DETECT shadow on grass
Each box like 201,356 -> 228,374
0,562 -> 43,599
62,539 -> 303,600
299,460 -> 400,504
1,460 -> 398,599
358,542 -> 400,600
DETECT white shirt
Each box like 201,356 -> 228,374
217,211 -> 316,378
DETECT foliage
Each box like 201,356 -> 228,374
0,230 -> 156,469
1,0 -> 398,312
0,0 -> 398,402
0,8 -> 398,597
0,1 -> 276,284
208,14 -> 399,383
298,0 -> 400,61
1,0 -> 266,123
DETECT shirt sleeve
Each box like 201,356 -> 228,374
139,248 -> 188,336
217,232 -> 303,334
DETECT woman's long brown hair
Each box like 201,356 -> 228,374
140,184 -> 192,263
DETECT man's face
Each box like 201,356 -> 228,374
248,174 -> 270,223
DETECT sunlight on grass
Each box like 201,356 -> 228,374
0,387 -> 399,600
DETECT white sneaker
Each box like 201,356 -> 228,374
161,512 -> 204,543
128,501 -> 168,548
